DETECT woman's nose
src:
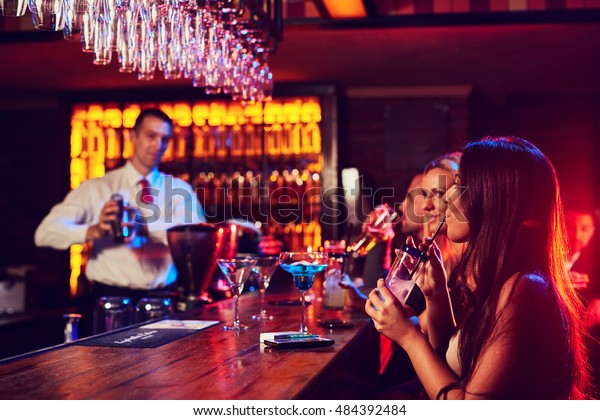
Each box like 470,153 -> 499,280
423,197 -> 434,211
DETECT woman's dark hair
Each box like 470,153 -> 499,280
438,136 -> 591,399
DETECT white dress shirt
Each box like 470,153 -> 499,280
35,161 -> 206,289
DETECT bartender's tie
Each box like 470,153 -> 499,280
138,178 -> 153,204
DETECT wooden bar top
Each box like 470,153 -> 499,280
0,291 -> 380,400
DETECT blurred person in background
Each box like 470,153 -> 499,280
564,203 -> 600,397
344,152 -> 463,308
345,171 -> 425,304
564,205 -> 600,312
420,152 -> 463,276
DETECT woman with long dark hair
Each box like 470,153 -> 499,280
366,136 -> 591,399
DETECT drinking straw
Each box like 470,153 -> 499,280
408,215 -> 447,278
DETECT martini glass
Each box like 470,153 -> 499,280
279,252 -> 328,334
251,256 -> 279,320
217,257 -> 257,331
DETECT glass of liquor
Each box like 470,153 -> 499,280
348,204 -> 398,256
385,216 -> 446,316
217,257 -> 257,331
323,240 -> 347,311
384,244 -> 426,316
251,256 -> 279,320
279,252 -> 329,334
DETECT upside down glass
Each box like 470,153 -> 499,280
279,252 -> 328,334
62,0 -> 86,40
93,296 -> 134,334
135,297 -> 174,323
0,0 -> 28,16
28,0 -> 66,31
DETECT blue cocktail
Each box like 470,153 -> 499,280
279,252 -> 329,334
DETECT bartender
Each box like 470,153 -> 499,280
35,108 -> 206,329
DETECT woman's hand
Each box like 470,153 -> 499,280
365,279 -> 423,348
410,236 -> 448,299
570,271 -> 590,290
363,204 -> 395,241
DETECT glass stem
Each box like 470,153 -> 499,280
300,292 -> 307,334
260,288 -> 266,317
233,295 -> 240,328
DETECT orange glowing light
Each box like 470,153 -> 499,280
122,105 -> 141,128
173,103 -> 192,127
192,103 -> 210,126
322,0 -> 367,18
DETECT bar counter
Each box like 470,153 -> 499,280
0,291 -> 380,400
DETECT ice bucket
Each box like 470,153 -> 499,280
167,222 -> 238,310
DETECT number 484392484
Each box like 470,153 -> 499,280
334,405 -> 406,416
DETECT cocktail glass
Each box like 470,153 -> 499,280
251,256 -> 279,320
217,257 -> 257,331
278,252 -> 328,334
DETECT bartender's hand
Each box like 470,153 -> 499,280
85,200 -> 120,241
365,279 -> 422,348
86,201 -> 145,242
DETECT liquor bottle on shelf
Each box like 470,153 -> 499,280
173,126 -> 188,162
348,208 -> 399,257
249,171 -> 260,206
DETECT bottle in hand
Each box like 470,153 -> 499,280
110,193 -> 127,243
349,208 -> 398,256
